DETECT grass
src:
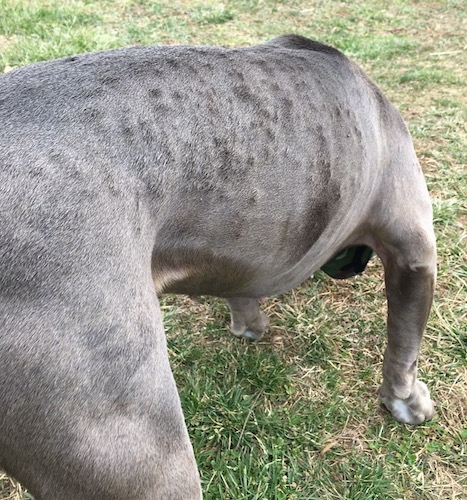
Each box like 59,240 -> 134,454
1,0 -> 466,498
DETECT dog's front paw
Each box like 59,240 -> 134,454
379,380 -> 435,425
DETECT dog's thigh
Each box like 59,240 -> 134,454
0,290 -> 201,499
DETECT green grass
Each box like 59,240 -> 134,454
1,0 -> 466,498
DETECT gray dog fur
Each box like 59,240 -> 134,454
0,35 -> 436,498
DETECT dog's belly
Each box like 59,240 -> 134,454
151,200 -> 368,297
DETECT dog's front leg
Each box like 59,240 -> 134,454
378,247 -> 437,424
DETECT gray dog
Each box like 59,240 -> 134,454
0,35 -> 436,499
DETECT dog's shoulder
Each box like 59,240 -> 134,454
263,34 -> 346,59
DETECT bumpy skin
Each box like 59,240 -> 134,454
0,35 -> 436,498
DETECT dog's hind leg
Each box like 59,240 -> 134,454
226,297 -> 269,340
1,272 -> 202,499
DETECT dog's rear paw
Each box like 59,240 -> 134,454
379,380 -> 435,425
230,311 -> 268,341
242,329 -> 264,341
